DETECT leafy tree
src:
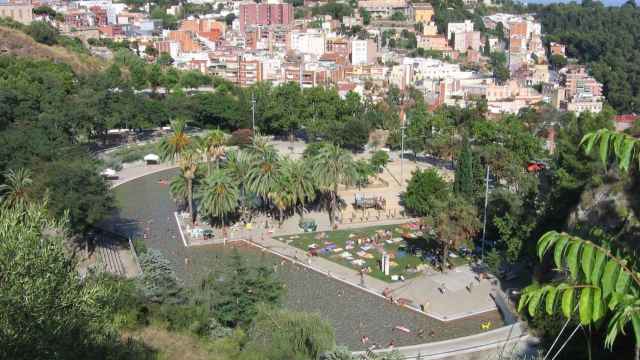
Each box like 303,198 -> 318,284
205,249 -> 283,327
404,169 -> 450,218
156,53 -> 174,67
390,11 -> 407,21
359,8 -> 371,25
454,139 -> 475,198
484,37 -> 491,57
370,150 -> 390,171
549,54 -> 567,69
244,305 -> 336,360
224,13 -> 236,26
0,201 -> 119,358
137,249 -> 185,304
490,51 -> 509,84
26,21 -> 58,45
311,144 -> 356,229
433,198 -> 480,271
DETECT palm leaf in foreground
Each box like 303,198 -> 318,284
519,231 -> 640,350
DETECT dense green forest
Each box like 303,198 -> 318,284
532,1 -> 640,113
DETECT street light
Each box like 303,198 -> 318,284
481,165 -> 490,262
251,92 -> 256,143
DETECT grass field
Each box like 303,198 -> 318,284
274,223 -> 469,282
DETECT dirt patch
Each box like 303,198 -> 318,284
123,326 -> 219,360
0,26 -> 104,73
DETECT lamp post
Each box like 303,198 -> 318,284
251,92 -> 256,143
481,165 -> 490,262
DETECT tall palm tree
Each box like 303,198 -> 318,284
198,130 -> 226,176
169,173 -> 188,210
159,118 -> 191,162
0,168 -> 33,209
311,144 -> 355,229
179,148 -> 199,224
281,158 -> 316,222
247,144 -> 281,202
268,179 -> 294,228
226,150 -> 253,220
198,169 -> 239,226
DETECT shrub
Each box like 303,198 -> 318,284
137,249 -> 185,305
26,21 -> 58,45
229,128 -> 253,147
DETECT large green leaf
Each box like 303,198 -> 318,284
591,287 -> 604,322
618,135 -> 636,171
546,286 -> 559,315
615,269 -> 630,294
580,132 -> 598,155
567,241 -> 581,280
562,288 -> 575,318
602,260 -> 620,298
591,250 -> 607,285
579,287 -> 593,325
581,244 -> 594,283
538,231 -> 558,259
598,130 -> 611,164
528,288 -> 544,317
631,313 -> 640,346
554,236 -> 570,270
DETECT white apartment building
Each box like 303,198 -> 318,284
289,30 -> 326,56
447,20 -> 473,40
351,39 -> 377,65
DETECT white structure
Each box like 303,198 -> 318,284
447,20 -> 474,40
289,30 -> 326,56
351,39 -> 377,65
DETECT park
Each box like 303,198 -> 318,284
102,124 -> 527,358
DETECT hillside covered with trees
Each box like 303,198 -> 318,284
532,1 -> 640,113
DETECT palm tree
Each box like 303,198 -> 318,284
247,144 -> 281,202
281,158 -> 316,222
159,118 -> 191,162
0,168 -> 33,209
268,180 -> 294,228
198,130 -> 226,176
169,173 -> 188,210
226,150 -> 253,221
311,144 -> 356,229
520,128 -> 640,359
198,169 -> 239,226
179,148 -> 199,224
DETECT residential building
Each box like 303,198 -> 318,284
447,20 -> 473,40
351,38 -> 377,65
357,0 -> 408,18
421,21 -> 438,36
418,35 -> 450,51
65,9 -> 96,28
413,3 -> 433,23
89,6 -> 108,26
614,114 -> 639,132
0,0 -> 33,25
453,31 -> 480,52
238,1 -> 293,33
289,30 -> 326,56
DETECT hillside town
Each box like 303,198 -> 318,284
2,0 -> 605,117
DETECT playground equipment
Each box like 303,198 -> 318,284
354,194 -> 387,210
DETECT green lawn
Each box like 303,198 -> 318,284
274,223 -> 469,282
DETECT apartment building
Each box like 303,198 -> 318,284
351,39 -> 377,65
0,0 -> 33,25
238,1 -> 293,33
